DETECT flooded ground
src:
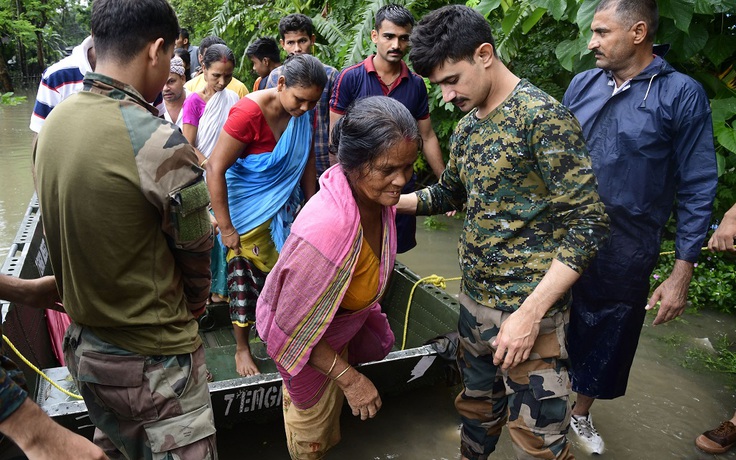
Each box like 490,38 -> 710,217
2,93 -> 735,459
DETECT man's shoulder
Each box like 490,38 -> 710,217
41,57 -> 85,88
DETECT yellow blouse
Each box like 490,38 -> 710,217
341,237 -> 380,311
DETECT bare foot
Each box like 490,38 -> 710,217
235,347 -> 261,376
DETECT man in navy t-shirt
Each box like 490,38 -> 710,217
329,3 -> 445,253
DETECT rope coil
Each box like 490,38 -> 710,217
401,274 -> 461,350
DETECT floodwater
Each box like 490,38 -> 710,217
1,92 -> 735,459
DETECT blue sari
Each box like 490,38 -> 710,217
225,111 -> 312,251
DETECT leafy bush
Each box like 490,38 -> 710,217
0,92 -> 27,106
651,239 -> 736,314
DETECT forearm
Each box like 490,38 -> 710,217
668,259 -> 694,287
522,259 -> 580,319
300,151 -> 317,200
419,129 -> 445,179
0,276 -> 60,310
0,397 -> 49,450
205,167 -> 234,233
396,193 -> 418,215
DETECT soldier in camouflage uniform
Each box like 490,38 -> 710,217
399,5 -> 609,459
33,0 -> 217,458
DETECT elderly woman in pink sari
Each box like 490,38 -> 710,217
256,96 -> 421,459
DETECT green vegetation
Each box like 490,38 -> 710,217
422,216 -> 447,231
0,92 -> 27,106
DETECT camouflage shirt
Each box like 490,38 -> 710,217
416,79 -> 608,313
34,73 -> 213,355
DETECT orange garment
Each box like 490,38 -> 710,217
340,237 -> 380,311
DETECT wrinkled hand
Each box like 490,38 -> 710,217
647,277 -> 689,325
338,369 -> 382,420
647,260 -> 692,326
492,308 -> 540,370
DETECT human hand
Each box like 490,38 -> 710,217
647,260 -> 692,325
221,228 -> 241,255
336,368 -> 382,420
708,208 -> 736,253
491,308 -> 540,370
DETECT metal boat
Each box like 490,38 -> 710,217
1,197 -> 459,436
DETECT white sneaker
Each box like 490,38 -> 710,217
570,412 -> 605,454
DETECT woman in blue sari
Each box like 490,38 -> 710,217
206,54 -> 327,376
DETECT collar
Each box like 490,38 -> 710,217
364,55 -> 410,81
83,72 -> 159,116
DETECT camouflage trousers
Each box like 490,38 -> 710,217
63,322 -> 217,460
455,292 -> 573,460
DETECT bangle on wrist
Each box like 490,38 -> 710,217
222,228 -> 237,238
326,353 -> 339,377
199,158 -> 208,168
333,365 -> 351,381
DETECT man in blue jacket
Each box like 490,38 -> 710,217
562,0 -> 718,454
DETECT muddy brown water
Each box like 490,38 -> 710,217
2,92 -> 734,459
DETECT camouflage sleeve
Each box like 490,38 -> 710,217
135,121 -> 214,315
0,353 -> 28,423
531,106 -> 609,274
415,134 -> 467,215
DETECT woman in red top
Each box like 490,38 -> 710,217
206,54 -> 326,377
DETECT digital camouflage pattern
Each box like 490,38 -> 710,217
455,293 -> 572,460
34,73 -> 213,357
415,79 -> 608,314
64,323 -> 217,460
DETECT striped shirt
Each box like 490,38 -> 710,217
30,36 -> 94,133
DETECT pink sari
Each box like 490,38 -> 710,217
256,165 -> 396,409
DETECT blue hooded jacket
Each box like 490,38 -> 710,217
563,54 -> 717,300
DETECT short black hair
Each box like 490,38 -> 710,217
375,4 -> 414,31
596,0 -> 659,41
179,27 -> 190,40
91,0 -> 179,64
409,5 -> 496,78
330,96 -> 421,177
278,14 -> 313,40
199,35 -> 226,56
280,54 -> 327,89
246,38 -> 282,63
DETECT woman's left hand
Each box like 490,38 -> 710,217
335,368 -> 382,420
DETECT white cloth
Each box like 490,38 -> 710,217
195,88 -> 240,157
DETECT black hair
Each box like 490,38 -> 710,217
375,4 -> 415,31
278,13 -> 314,40
198,35 -> 226,56
596,0 -> 659,41
179,27 -> 190,40
202,44 -> 235,69
174,47 -> 191,80
246,37 -> 282,63
280,54 -> 327,89
330,96 -> 421,177
409,5 -> 496,78
91,0 -> 179,64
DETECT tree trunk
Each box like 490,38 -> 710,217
35,31 -> 46,71
0,53 -> 14,93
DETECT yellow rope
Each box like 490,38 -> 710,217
659,245 -> 735,256
2,335 -> 83,400
401,274 -> 461,350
